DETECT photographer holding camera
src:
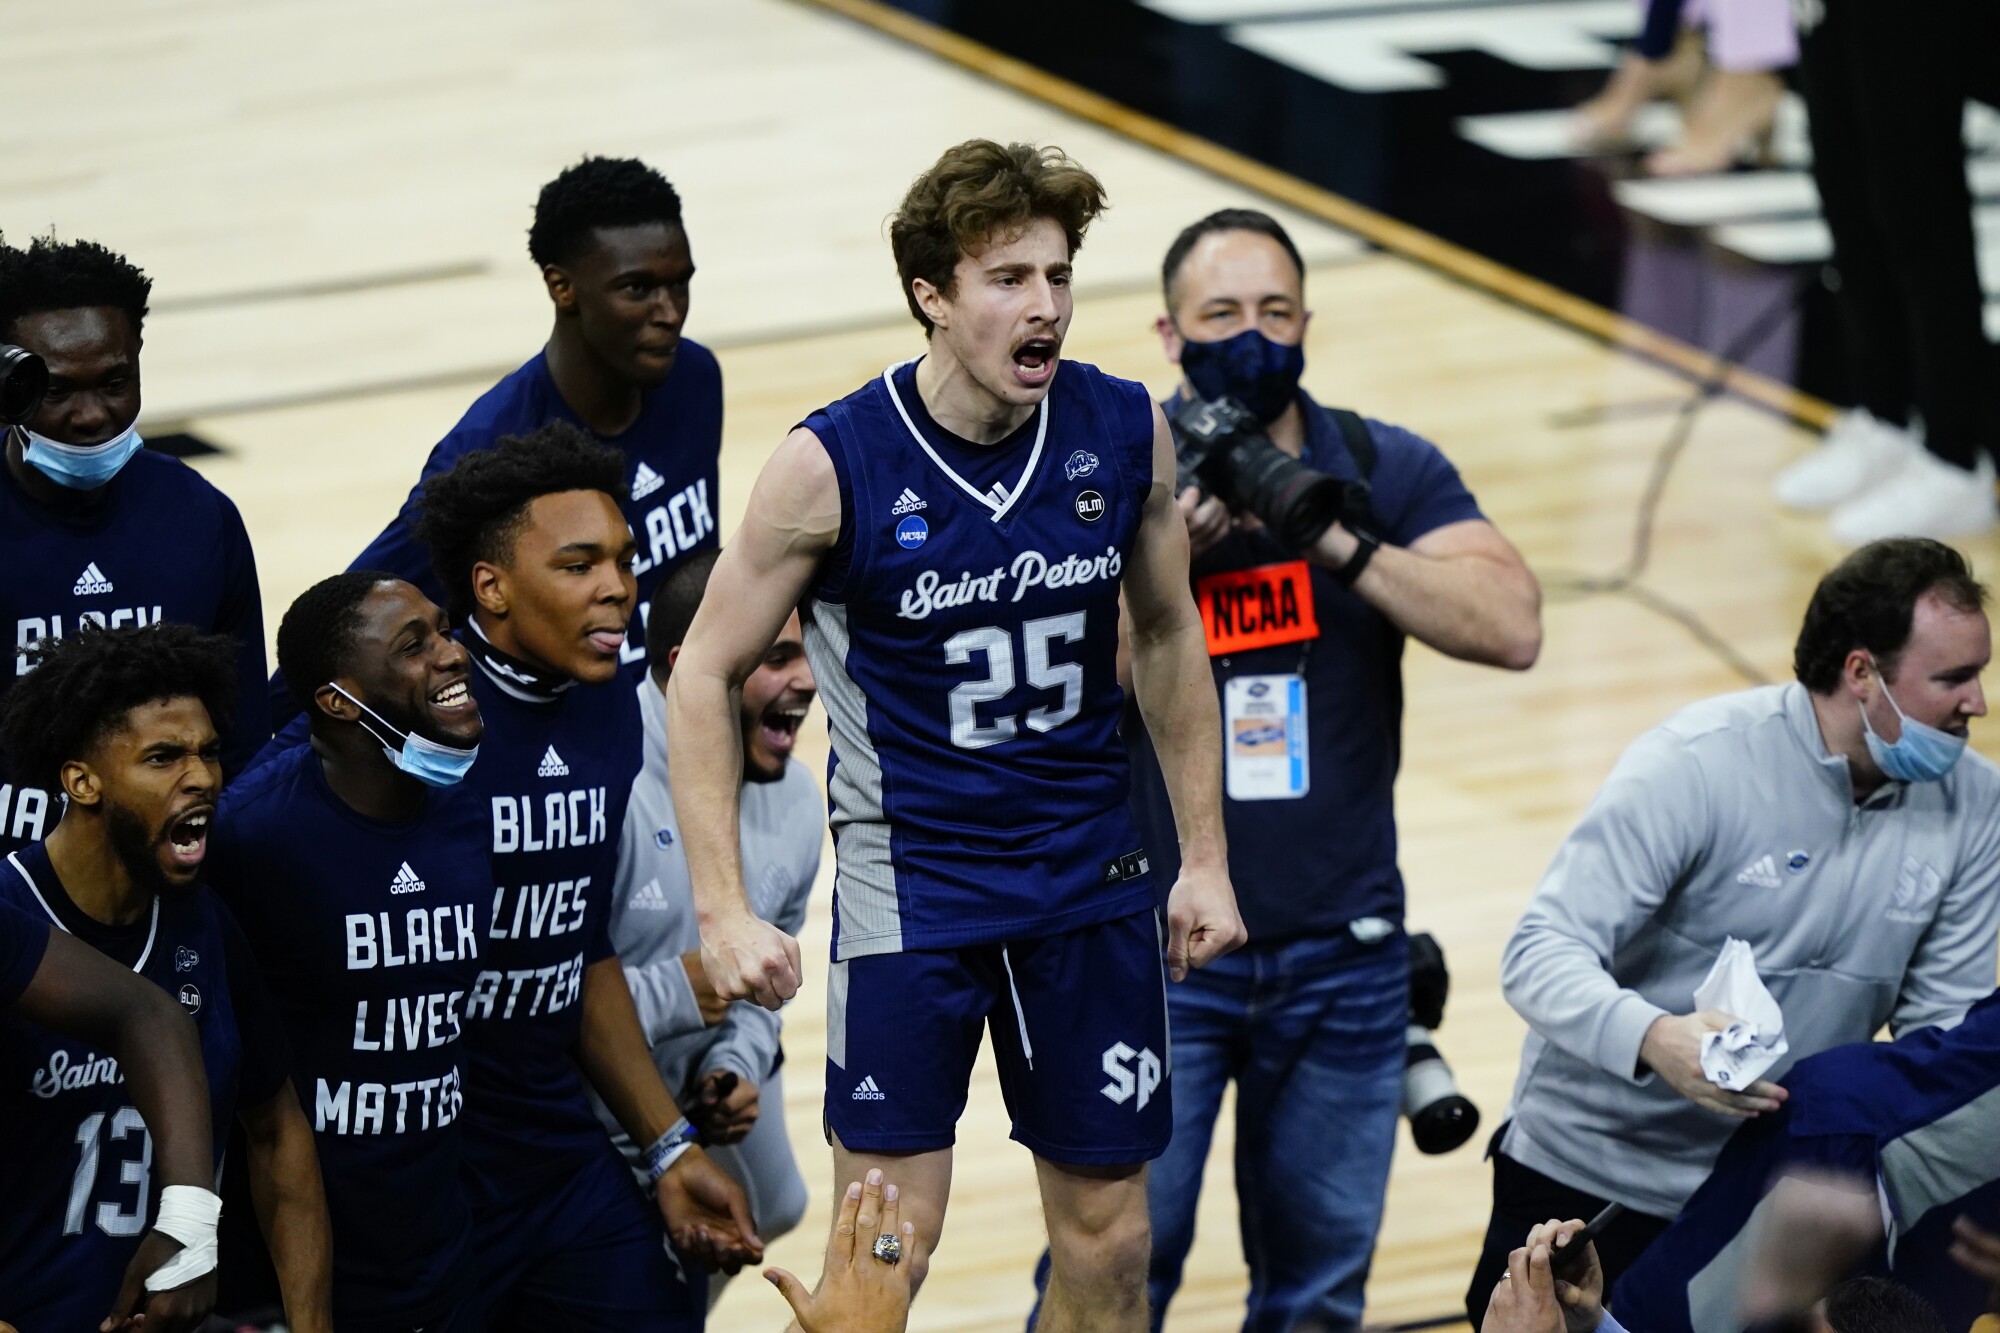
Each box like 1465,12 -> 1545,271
1117,209 -> 1541,1331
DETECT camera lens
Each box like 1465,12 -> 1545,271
0,345 -> 50,426
1222,438 -> 1347,550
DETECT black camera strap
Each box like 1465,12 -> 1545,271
1326,407 -> 1380,536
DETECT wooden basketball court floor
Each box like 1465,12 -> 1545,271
11,0 -> 2000,1328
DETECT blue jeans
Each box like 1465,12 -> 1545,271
1148,928 -> 1408,1332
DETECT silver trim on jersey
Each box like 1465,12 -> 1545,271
801,600 -> 904,957
7,848 -> 160,974
880,359 -> 1048,524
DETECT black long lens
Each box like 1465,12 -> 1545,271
1222,437 -> 1347,551
0,345 -> 50,425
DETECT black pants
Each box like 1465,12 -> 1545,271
1799,0 -> 2000,469
1463,1147 -> 1672,1329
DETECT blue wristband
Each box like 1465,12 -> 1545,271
645,1118 -> 701,1185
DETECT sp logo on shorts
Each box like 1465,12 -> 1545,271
1101,1042 -> 1162,1111
177,983 -> 202,1016
1074,490 -> 1105,523
1064,449 -> 1099,481
895,515 -> 929,549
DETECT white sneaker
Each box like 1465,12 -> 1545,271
1829,449 -> 1998,545
1772,410 -> 1922,511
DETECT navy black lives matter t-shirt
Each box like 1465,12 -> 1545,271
0,898 -> 49,1006
211,744 -> 490,1329
265,344 -> 724,723
0,842 -> 288,1333
0,452 -> 271,855
456,655 -> 643,1203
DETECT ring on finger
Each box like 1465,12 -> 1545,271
872,1232 -> 903,1265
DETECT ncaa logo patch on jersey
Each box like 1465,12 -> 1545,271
1064,449 -> 1099,481
895,515 -> 929,549
177,983 -> 202,1016
1074,490 -> 1105,523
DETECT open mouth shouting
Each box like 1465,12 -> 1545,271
164,804 -> 214,875
1011,335 -> 1060,389
757,701 -> 810,759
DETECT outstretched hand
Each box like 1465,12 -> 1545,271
101,1230 -> 215,1333
659,1145 -> 764,1274
767,1169 -> 919,1333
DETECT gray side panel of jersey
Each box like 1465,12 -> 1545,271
802,599 -> 901,955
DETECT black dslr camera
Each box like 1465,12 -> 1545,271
1403,932 -> 1481,1155
1,344 -> 50,425
1168,394 -> 1349,553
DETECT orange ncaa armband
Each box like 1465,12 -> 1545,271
1194,560 -> 1319,656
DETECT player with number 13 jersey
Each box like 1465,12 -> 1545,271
667,140 -> 1246,1329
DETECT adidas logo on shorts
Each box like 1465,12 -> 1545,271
632,462 -> 665,501
891,487 -> 926,515
389,861 -> 426,895
1735,854 -> 1782,889
851,1076 -> 886,1101
630,878 -> 671,912
536,745 -> 569,778
73,562 -> 114,596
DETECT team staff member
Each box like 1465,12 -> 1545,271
1473,538 -> 2000,1320
0,625 -> 331,1333
603,550 -> 820,1299
2,897 -> 221,1332
412,425 -> 760,1329
209,573 -> 491,1331
1101,209 -> 1541,1332
270,155 -> 720,720
0,238 -> 270,854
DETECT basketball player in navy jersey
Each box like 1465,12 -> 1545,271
0,238 -> 270,855
669,140 -> 1244,1331
412,425 -> 760,1329
207,572 -> 492,1332
266,157 -> 721,722
2,896 -> 222,1331
0,624 -> 331,1333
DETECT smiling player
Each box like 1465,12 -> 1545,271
667,140 -> 1244,1331
0,624 -> 331,1333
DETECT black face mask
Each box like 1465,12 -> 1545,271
1177,327 -> 1307,424
464,620 -> 573,704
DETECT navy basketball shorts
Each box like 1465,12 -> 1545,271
825,907 -> 1172,1166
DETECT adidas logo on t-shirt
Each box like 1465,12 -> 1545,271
389,861 -> 426,895
630,878 -> 672,912
891,487 -> 926,515
632,462 -> 665,501
536,745 -> 570,778
851,1076 -> 886,1101
1735,855 -> 1782,889
73,562 -> 114,596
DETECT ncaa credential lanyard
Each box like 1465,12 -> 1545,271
1222,638 -> 1310,802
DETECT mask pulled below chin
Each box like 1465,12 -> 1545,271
18,421 -> 145,490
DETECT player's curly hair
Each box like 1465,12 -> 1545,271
0,623 -> 237,793
415,421 -> 628,621
1794,538 -> 1987,693
0,235 -> 154,342
277,571 -> 402,718
889,140 -> 1107,335
528,156 -> 684,268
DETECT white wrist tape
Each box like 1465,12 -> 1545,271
144,1185 -> 222,1292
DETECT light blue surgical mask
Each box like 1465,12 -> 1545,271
328,683 -> 479,788
1859,659 -> 1967,783
17,420 -> 145,490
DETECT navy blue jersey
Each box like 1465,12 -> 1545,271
0,898 -> 49,1006
456,653 -> 642,1203
0,842 -> 288,1332
265,345 -> 722,723
800,358 -> 1156,960
1126,394 -> 1485,941
1614,991 -> 2000,1333
210,744 -> 489,1329
0,452 -> 271,854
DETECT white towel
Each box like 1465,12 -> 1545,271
1693,937 -> 1789,1090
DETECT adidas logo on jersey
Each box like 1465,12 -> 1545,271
73,563 -> 114,596
1735,855 -> 1782,889
537,745 -> 570,778
630,878 -> 672,912
631,462 -> 665,501
851,1076 -> 886,1101
389,861 -> 427,895
891,488 -> 927,515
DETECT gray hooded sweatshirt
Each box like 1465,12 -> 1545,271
1500,682 -> 2000,1217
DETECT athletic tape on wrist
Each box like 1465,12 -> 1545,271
144,1185 -> 222,1292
